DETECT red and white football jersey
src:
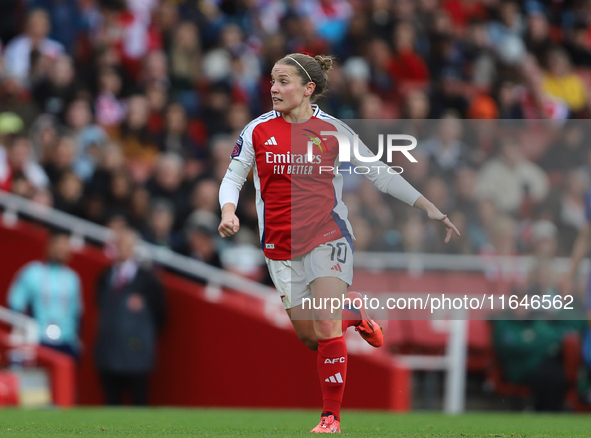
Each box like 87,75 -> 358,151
232,105 -> 356,260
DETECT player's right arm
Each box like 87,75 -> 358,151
219,198 -> 240,238
218,126 -> 256,238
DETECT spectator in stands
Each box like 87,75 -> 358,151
425,11 -> 465,82
103,168 -> 135,222
494,80 -> 523,119
390,21 -> 429,84
0,76 -> 41,130
189,178 -> 220,216
542,48 -> 588,115
540,123 -> 589,184
358,93 -> 390,119
0,133 -> 49,193
564,22 -> 591,67
480,214 -> 524,283
145,82 -> 168,136
28,114 -> 58,163
0,112 -> 25,150
176,210 -> 222,276
225,103 -> 251,143
90,0 -> 158,81
517,54 -> 569,119
401,88 -> 430,120
141,50 -> 169,90
95,227 -> 166,406
84,141 -> 125,224
209,135 -> 236,182
462,19 -> 496,87
142,198 -> 177,248
400,210 -> 427,252
28,0 -> 84,54
475,137 -> 549,215
43,133 -> 77,186
428,68 -> 470,118
110,94 -> 159,182
487,0 -> 524,52
145,153 -> 190,230
200,83 -> 233,138
555,169 -> 590,256
168,21 -> 201,96
530,220 -> 559,258
95,66 -> 126,128
155,0 -> 180,55
53,170 -> 85,218
421,113 -> 473,179
7,230 -> 82,359
63,97 -> 108,182
523,5 -> 553,66
156,103 -> 198,160
3,8 -> 65,86
128,187 -> 150,231
32,54 -> 78,116
451,167 -> 478,229
0,0 -> 20,45
364,38 -> 396,100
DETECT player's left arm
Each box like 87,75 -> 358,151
341,125 -> 460,242
413,196 -> 461,243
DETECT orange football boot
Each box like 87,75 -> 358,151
346,291 -> 383,348
310,415 -> 341,433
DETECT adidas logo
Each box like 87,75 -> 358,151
264,136 -> 278,145
325,372 -> 344,384
330,264 -> 342,272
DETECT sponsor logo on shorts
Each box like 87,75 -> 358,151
330,264 -> 342,272
266,243 -> 275,249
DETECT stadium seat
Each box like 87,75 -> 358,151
562,332 -> 591,412
466,319 -> 492,372
0,370 -> 19,406
399,318 -> 492,372
486,356 -> 531,399
383,318 -> 408,353
406,319 -> 449,355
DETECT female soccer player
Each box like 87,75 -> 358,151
218,53 -> 459,433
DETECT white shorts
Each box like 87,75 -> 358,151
266,236 -> 354,310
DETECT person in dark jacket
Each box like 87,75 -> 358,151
94,227 -> 166,406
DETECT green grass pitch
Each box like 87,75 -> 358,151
0,408 -> 589,437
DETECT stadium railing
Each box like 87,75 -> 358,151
0,305 -> 39,346
3,190 -> 585,282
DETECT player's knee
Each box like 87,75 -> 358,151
298,334 -> 318,351
314,320 -> 341,340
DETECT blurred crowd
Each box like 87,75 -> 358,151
1,0 -> 591,282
